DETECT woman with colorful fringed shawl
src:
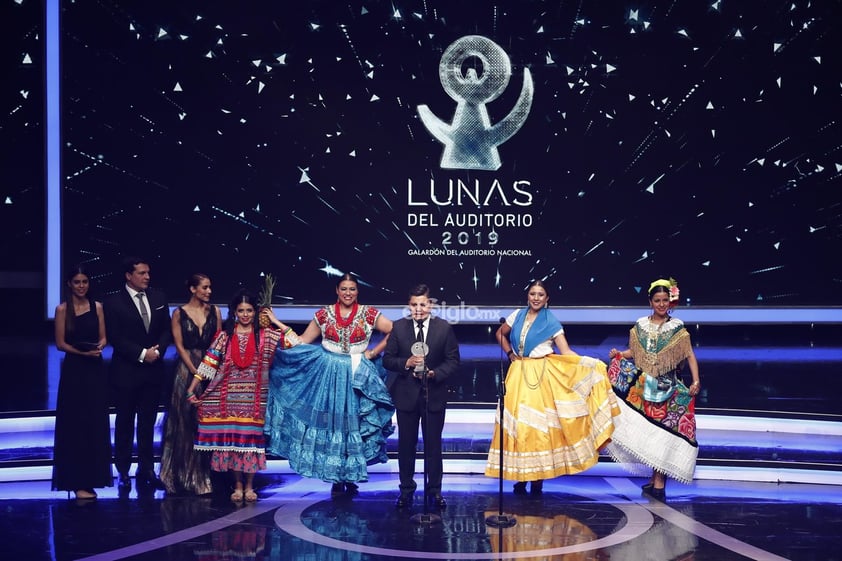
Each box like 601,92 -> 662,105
485,280 -> 619,495
607,278 -> 701,501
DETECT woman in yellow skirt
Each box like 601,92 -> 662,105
485,280 -> 619,494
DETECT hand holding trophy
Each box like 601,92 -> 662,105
411,341 -> 429,378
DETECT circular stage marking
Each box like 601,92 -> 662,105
273,479 -> 654,559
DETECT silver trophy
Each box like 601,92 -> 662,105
411,341 -> 429,377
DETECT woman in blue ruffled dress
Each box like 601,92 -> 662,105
263,273 -> 395,497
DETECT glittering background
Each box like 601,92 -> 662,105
1,0 -> 44,273
55,0 -> 841,305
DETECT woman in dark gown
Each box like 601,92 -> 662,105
159,273 -> 221,495
51,266 -> 112,499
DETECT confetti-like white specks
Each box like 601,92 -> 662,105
50,1 -> 840,306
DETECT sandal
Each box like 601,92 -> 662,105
230,489 -> 244,502
244,489 -> 258,502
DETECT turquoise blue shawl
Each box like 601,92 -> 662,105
510,308 -> 562,356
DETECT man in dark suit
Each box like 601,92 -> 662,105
104,257 -> 171,492
383,284 -> 460,509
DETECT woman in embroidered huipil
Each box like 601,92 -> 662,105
159,273 -> 221,495
485,280 -> 619,495
607,278 -> 701,501
263,273 -> 395,497
185,290 -> 295,502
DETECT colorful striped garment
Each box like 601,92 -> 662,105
195,328 -> 285,473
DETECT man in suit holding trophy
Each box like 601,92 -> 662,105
383,284 -> 460,509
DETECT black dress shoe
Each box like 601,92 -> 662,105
530,480 -> 543,495
344,482 -> 359,496
513,482 -> 528,495
645,487 -> 666,501
395,492 -> 413,508
118,474 -> 132,491
427,493 -> 447,508
136,471 -> 165,490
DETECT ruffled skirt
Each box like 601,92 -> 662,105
604,357 -> 698,483
265,344 -> 395,483
485,354 -> 619,481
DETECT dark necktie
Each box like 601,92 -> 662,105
415,321 -> 426,392
136,292 -> 150,332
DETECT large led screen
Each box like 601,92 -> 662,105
2,0 -> 44,273
61,1 -> 842,306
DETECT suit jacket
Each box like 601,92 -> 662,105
104,287 -> 172,389
383,316 -> 460,412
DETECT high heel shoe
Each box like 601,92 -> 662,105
513,482 -> 528,495
395,491 -> 413,508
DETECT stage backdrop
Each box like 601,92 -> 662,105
1,0 -> 44,275
57,0 -> 840,306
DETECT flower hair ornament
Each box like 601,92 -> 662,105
649,278 -> 680,308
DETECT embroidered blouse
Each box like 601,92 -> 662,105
629,316 -> 693,377
315,304 -> 381,354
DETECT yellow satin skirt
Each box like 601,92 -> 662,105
485,354 -> 619,481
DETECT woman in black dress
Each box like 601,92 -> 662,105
51,265 -> 112,499
159,273 -> 221,495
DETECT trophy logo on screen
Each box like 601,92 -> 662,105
417,35 -> 534,171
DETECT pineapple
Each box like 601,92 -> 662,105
257,273 -> 276,328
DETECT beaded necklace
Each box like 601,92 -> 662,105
334,302 -> 359,328
646,315 -> 672,369
231,329 -> 256,368
518,311 -> 536,354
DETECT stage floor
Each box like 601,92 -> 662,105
2,472 -> 840,561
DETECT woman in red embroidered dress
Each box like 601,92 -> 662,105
263,273 -> 395,497
186,290 -> 295,502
